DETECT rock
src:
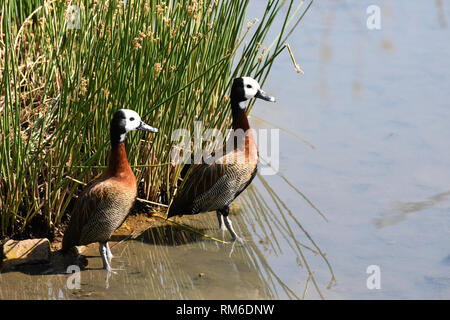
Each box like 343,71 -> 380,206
1,238 -> 51,270
48,245 -> 89,272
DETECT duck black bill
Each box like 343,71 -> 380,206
255,89 -> 276,102
138,121 -> 158,133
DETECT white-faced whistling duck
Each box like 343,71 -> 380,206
167,77 -> 275,242
62,109 -> 158,271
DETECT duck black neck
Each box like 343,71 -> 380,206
110,127 -> 126,149
230,99 -> 250,132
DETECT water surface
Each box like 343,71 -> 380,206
251,0 -> 450,299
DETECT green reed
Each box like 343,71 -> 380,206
0,0 -> 314,236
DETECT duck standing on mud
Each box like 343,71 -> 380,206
167,77 -> 276,242
62,109 -> 158,271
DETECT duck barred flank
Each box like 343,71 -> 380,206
62,180 -> 136,251
168,160 -> 257,217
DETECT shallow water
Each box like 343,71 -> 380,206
0,212 -> 317,300
251,0 -> 450,299
1,1 -> 449,299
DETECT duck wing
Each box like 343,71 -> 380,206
62,178 -> 135,250
62,181 -> 104,251
168,152 -> 257,217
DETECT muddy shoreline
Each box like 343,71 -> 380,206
0,212 -> 164,273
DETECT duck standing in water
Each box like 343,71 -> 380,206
62,109 -> 158,271
167,77 -> 276,242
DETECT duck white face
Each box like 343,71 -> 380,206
119,109 -> 159,134
235,77 -> 276,109
111,109 -> 158,145
241,77 -> 261,100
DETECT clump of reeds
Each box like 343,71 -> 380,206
0,0 -> 313,236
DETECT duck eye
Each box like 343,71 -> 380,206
246,84 -> 252,89
130,117 -> 135,121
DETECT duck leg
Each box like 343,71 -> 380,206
100,242 -> 124,275
219,206 -> 244,243
105,242 -> 114,261
216,211 -> 227,241
99,242 -> 113,272
216,211 -> 227,230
